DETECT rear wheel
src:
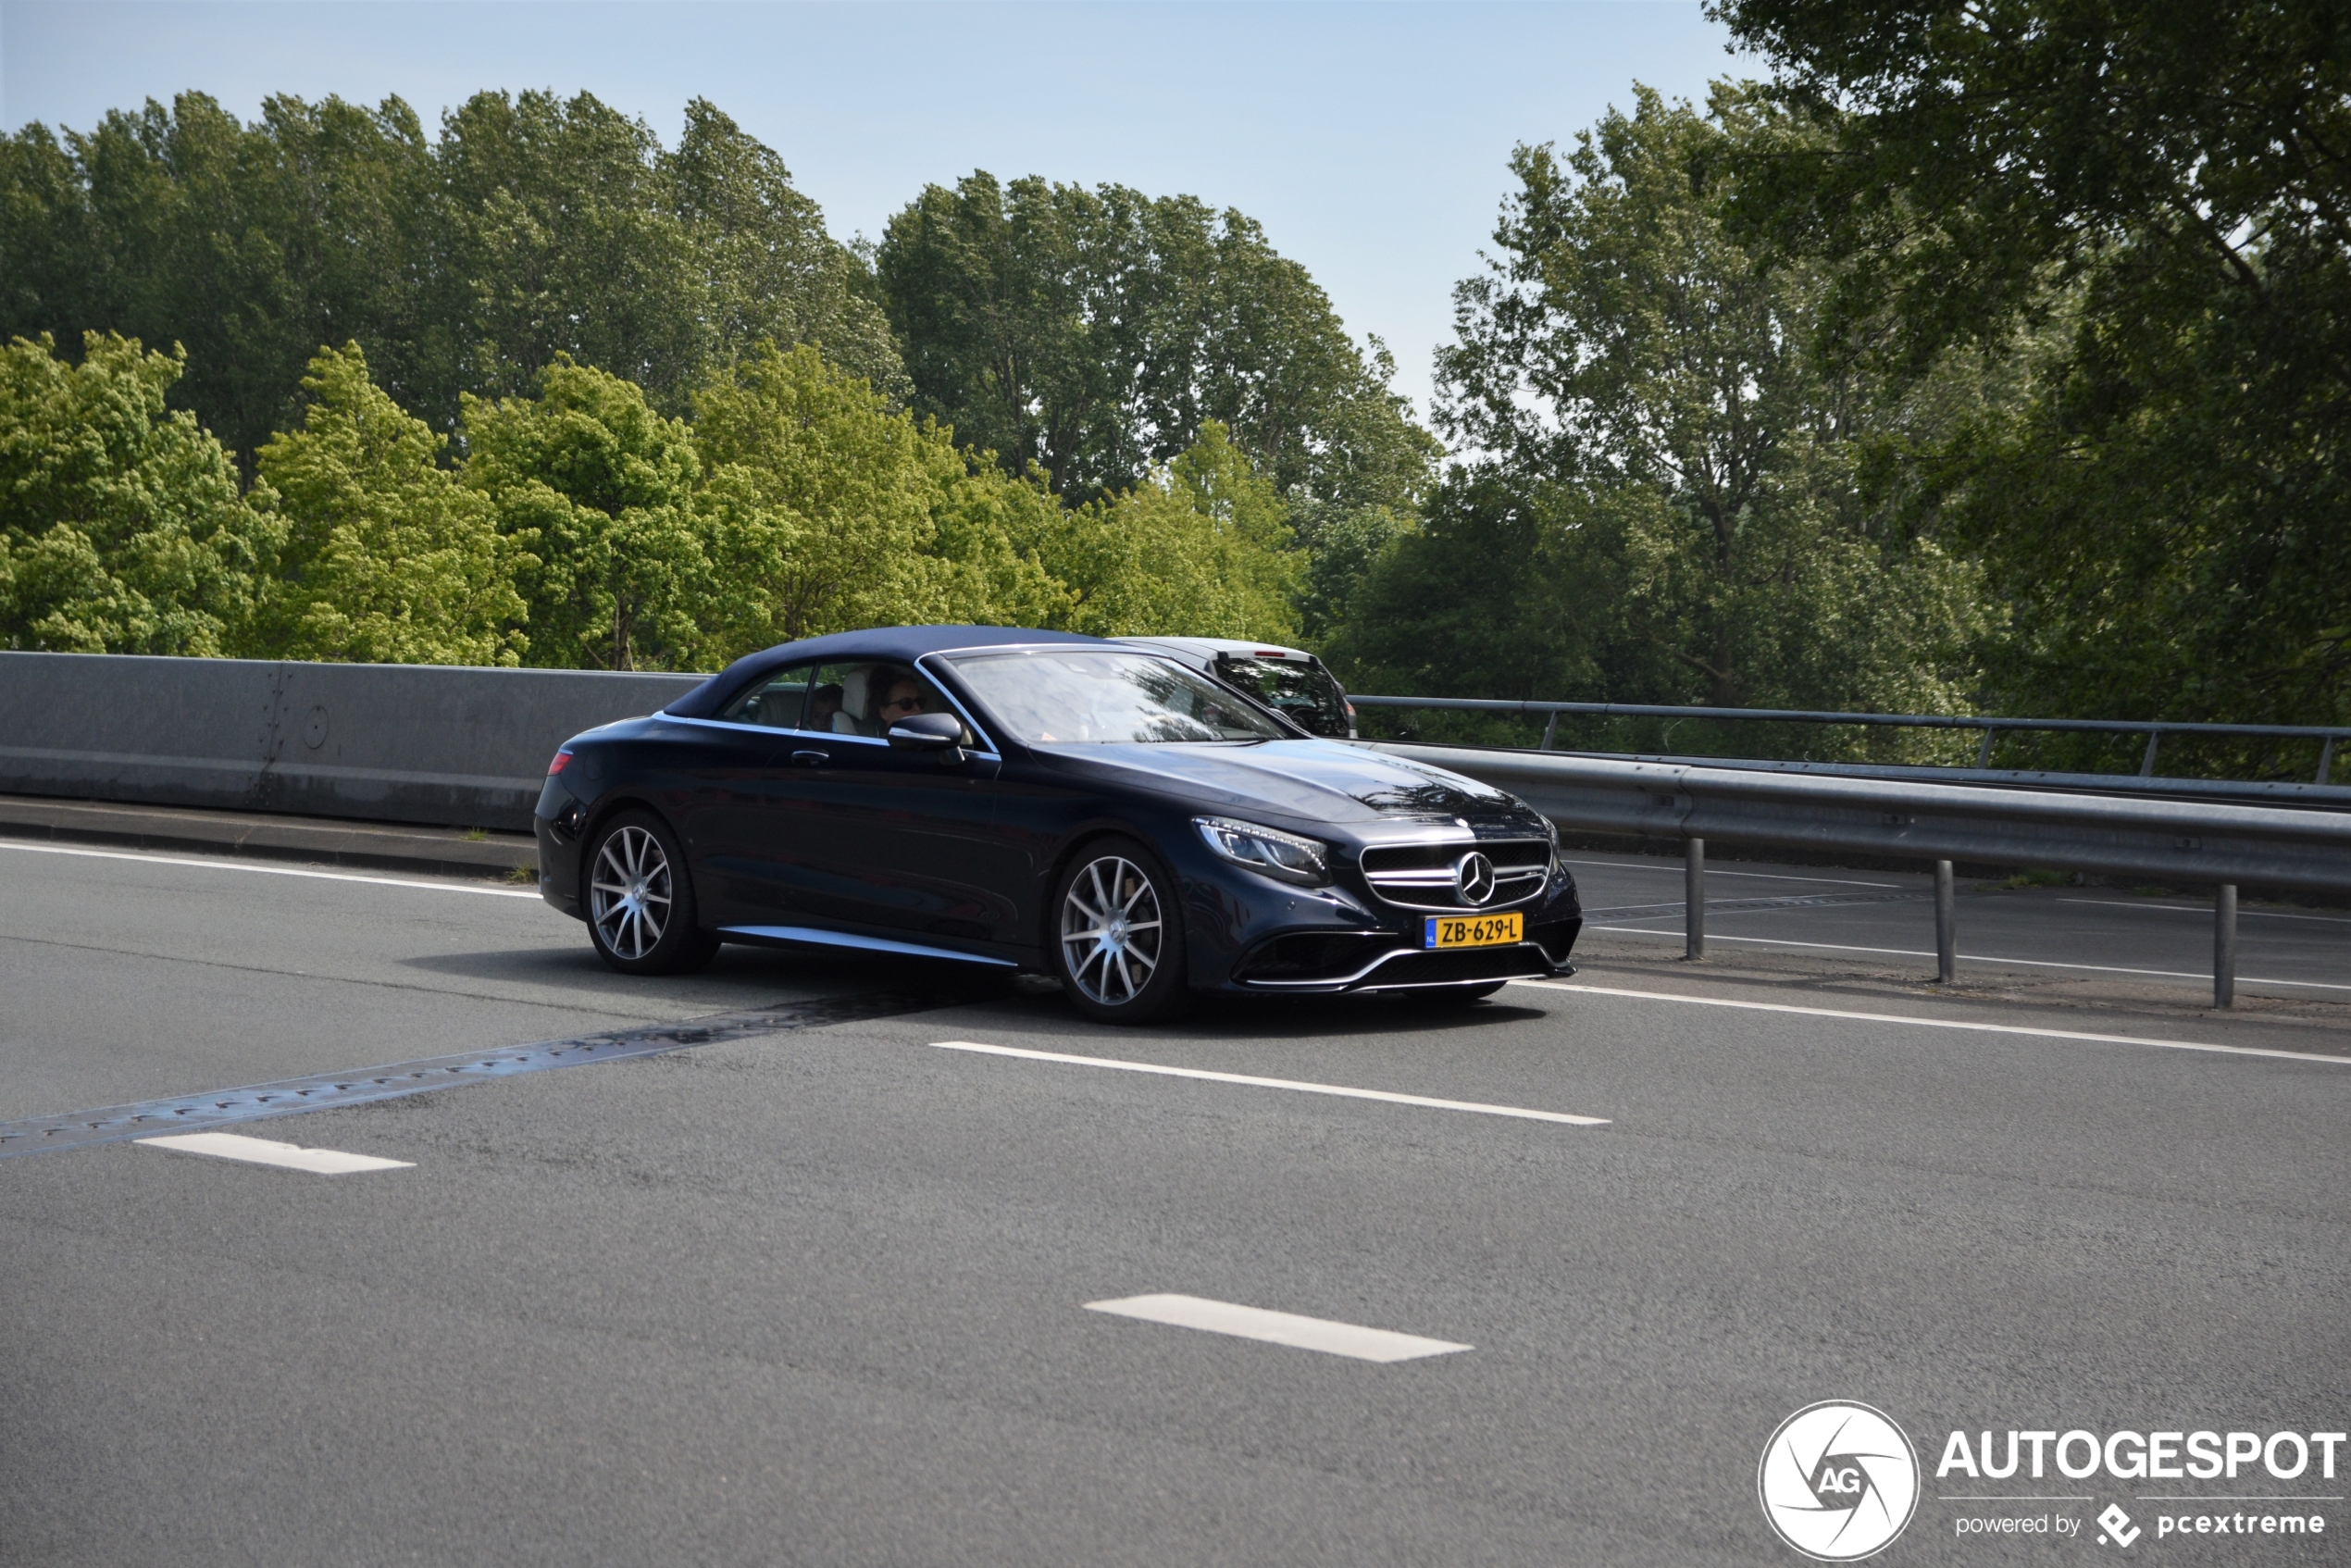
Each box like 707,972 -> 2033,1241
1053,837 -> 1189,1024
585,810 -> 719,975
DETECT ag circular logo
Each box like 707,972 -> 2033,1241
1758,1400 -> 1921,1561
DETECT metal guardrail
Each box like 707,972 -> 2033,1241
1373,742 -> 2351,1009
1536,751 -> 2351,811
1354,694 -> 2351,783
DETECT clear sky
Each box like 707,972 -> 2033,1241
0,1 -> 1751,417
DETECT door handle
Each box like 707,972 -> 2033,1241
790,750 -> 827,768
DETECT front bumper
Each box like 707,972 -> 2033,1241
1184,853 -> 1584,994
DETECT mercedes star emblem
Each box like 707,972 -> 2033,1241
1456,852 -> 1497,905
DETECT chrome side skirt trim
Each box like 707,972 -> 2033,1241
718,925 -> 1018,967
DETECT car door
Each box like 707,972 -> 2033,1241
738,662 -> 1021,947
669,664 -> 817,926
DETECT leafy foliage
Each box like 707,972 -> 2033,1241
0,91 -> 902,457
1713,0 -> 2351,730
877,172 -> 1437,511
0,332 -> 272,654
1030,420 -> 1302,641
463,357 -> 706,670
250,343 -> 528,666
8,50 -> 2336,754
1336,88 -> 1985,753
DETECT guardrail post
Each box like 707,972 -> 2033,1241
1539,711 -> 1559,751
2214,885 -> 2237,1009
2139,729 -> 2160,777
2320,737 -> 2336,786
1975,728 -> 1996,769
1685,838 -> 1706,960
1934,861 -> 1956,984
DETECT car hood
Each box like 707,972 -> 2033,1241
1051,740 -> 1525,827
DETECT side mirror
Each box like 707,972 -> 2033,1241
887,712 -> 966,756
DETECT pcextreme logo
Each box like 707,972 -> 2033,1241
1760,1400 -> 1923,1562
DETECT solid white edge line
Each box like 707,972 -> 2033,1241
136,1131 -> 415,1174
1580,924 -> 2351,992
927,1039 -> 1607,1125
1509,980 -> 2351,1064
1084,1293 -> 1472,1363
2059,897 -> 2351,926
0,839 -> 541,897
1560,857 -> 1898,889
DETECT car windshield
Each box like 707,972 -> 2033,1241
947,650 -> 1286,743
1214,655 -> 1349,737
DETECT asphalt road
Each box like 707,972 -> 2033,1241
4,840 -> 2346,1566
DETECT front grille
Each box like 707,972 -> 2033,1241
1358,838 -> 1551,911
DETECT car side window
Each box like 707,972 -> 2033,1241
715,660 -> 976,743
715,666 -> 813,729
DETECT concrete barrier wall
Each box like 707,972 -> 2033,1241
0,653 -> 703,832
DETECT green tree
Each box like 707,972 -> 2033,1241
665,100 -> 906,405
1029,420 -> 1301,641
251,343 -> 528,665
690,342 -> 1059,660
0,331 -> 273,653
462,356 -> 706,670
0,91 -> 904,459
877,171 -> 1437,509
1713,0 -> 2351,733
1341,88 -> 1985,744
0,93 -> 439,462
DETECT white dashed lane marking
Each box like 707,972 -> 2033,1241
1086,1294 -> 1472,1363
136,1131 -> 415,1174
928,1039 -> 1608,1125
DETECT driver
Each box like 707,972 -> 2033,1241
877,674 -> 931,728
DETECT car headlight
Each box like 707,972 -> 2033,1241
1194,816 -> 1330,887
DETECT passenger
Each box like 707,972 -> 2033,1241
806,683 -> 844,730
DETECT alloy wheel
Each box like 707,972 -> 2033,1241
591,824 -> 672,961
1059,854 -> 1164,1007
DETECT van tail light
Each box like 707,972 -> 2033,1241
547,751 -> 574,776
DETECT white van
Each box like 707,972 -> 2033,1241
1113,637 -> 1357,739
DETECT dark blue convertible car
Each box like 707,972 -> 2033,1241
535,626 -> 1581,1022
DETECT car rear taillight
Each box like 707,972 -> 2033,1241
547,751 -> 573,775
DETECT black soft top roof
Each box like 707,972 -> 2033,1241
663,625 -> 1114,718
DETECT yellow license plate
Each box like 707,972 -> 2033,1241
1424,912 -> 1523,949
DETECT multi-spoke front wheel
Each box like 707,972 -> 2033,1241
1052,837 -> 1188,1024
584,810 -> 719,975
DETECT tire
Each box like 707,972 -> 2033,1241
584,809 -> 719,975
1052,836 -> 1190,1024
